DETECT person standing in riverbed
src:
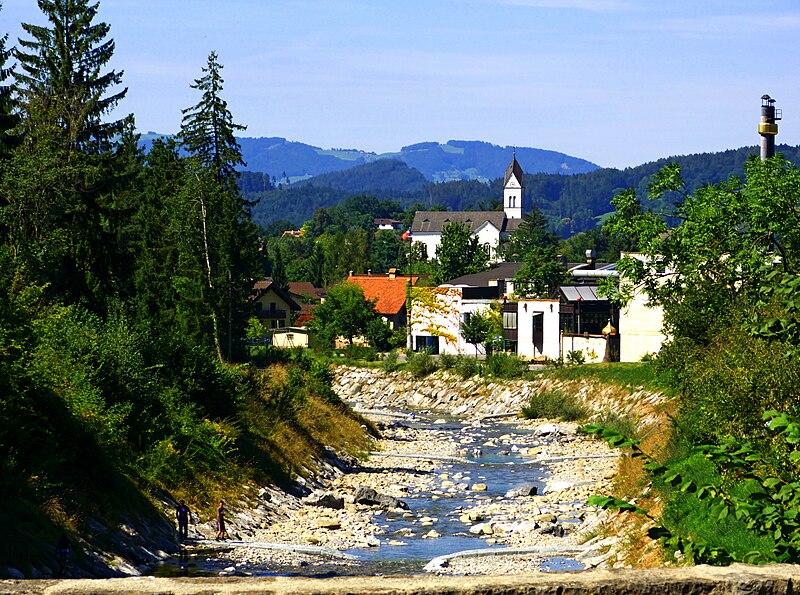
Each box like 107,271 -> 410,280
215,500 -> 228,540
176,500 -> 191,541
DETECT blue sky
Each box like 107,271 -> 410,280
3,0 -> 800,169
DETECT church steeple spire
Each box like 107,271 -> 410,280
503,152 -> 524,220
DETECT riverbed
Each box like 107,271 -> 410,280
162,407 -> 619,577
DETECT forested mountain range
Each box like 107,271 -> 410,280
245,144 -> 800,237
139,134 -> 599,183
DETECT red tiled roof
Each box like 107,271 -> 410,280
346,274 -> 418,316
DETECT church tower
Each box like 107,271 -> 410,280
503,152 -> 524,220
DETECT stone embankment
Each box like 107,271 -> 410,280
334,365 -> 666,424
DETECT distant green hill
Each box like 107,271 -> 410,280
247,144 -> 800,237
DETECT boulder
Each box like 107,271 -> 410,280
535,423 -> 560,436
353,486 -> 410,510
315,517 -> 341,530
303,490 -> 345,510
537,522 -> 565,537
506,484 -> 538,498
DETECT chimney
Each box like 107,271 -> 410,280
388,268 -> 397,280
349,270 -> 353,277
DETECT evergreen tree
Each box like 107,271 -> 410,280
14,0 -> 127,154
505,207 -> 565,298
4,0 -> 131,309
0,2 -> 20,159
179,51 -> 259,362
180,51 -> 245,188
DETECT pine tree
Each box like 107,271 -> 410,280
180,51 -> 245,188
179,52 -> 259,362
4,0 -> 131,310
14,0 -> 127,154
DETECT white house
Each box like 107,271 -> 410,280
409,252 -> 667,362
410,156 -> 526,263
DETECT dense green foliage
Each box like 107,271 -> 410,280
586,156 -> 800,565
586,412 -> 800,564
504,207 -> 566,298
306,281 -> 389,350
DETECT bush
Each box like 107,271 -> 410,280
453,355 -> 480,379
405,349 -> 437,378
343,343 -> 378,361
438,353 -> 457,369
566,350 -> 586,365
485,352 -> 527,379
593,410 -> 638,439
521,389 -> 589,421
380,349 -> 401,372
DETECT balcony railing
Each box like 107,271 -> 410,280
256,309 -> 287,319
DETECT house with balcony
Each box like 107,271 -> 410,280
252,279 -> 301,333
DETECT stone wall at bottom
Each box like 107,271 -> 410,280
8,564 -> 800,595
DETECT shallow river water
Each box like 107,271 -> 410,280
159,411 -> 589,577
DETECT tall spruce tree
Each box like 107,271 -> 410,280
180,51 -> 245,187
14,0 -> 127,153
3,0 -> 131,310
180,52 -> 259,362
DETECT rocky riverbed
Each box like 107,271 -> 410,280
174,407 -> 622,577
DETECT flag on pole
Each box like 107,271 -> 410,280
401,228 -> 411,241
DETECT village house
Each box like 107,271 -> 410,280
345,269 -> 418,331
251,279 -> 301,334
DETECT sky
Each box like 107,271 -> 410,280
3,0 -> 800,170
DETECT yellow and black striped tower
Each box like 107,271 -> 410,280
759,94 -> 781,160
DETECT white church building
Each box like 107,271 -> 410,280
410,156 -> 526,262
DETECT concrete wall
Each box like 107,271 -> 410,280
24,565 -> 800,594
619,287 -> 667,363
561,334 -> 607,364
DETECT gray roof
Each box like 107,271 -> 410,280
504,157 -> 524,187
411,211 -> 517,234
560,285 -> 607,302
444,262 -> 523,287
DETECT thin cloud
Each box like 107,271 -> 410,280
652,12 -> 800,37
495,0 -> 633,11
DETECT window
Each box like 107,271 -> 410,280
269,302 -> 277,312
503,311 -> 517,330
